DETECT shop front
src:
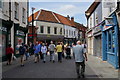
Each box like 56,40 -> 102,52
87,30 -> 93,55
14,24 -> 27,55
1,20 -> 13,61
102,12 -> 119,69
93,24 -> 102,58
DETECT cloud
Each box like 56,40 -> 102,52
53,4 -> 88,17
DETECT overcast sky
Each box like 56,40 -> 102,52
29,1 -> 93,26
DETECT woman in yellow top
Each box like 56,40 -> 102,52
56,42 -> 63,63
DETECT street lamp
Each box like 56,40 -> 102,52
32,7 -> 35,44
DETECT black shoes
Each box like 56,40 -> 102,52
43,61 -> 46,63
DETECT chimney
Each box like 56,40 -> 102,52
71,17 -> 74,22
67,15 -> 70,19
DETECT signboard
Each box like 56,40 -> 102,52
28,34 -> 37,37
88,31 -> 93,37
103,0 -> 116,8
0,27 -> 7,32
16,30 -> 25,36
103,25 -> 113,30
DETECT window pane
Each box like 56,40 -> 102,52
47,27 -> 50,34
40,26 -> 44,33
60,28 -> 62,34
54,27 -> 57,34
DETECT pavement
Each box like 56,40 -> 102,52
1,53 -> 119,79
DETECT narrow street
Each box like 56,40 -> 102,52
2,54 -> 98,78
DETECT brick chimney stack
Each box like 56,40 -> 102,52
67,15 -> 70,19
71,17 -> 74,22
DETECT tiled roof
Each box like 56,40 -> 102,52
28,10 -> 40,22
28,9 -> 85,29
37,10 -> 59,23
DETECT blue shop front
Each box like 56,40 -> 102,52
102,12 -> 119,69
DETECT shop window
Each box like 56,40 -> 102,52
54,27 -> 57,34
47,27 -> 50,34
108,30 -> 111,52
112,29 -> 115,53
40,26 -> 44,33
15,2 -> 19,20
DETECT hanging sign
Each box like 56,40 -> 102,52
0,27 -> 7,32
103,25 -> 113,30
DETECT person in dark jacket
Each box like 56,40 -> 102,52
19,43 -> 26,67
6,44 -> 14,65
65,44 -> 71,59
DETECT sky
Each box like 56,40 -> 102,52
29,1 -> 93,26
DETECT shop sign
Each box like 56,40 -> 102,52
88,31 -> 92,37
103,25 -> 113,31
28,34 -> 37,37
93,26 -> 101,33
0,27 -> 7,32
16,30 -> 25,36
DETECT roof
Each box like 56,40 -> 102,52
85,0 -> 101,19
74,22 -> 87,31
28,9 -> 85,30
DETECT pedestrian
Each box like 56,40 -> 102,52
56,42 -> 63,63
24,44 -> 29,61
6,44 -> 14,65
29,42 -> 34,55
48,41 -> 55,63
19,43 -> 26,67
38,42 -> 43,60
65,44 -> 71,59
34,42 -> 40,63
41,43 -> 47,63
73,41 -> 88,78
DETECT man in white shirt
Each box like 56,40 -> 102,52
73,41 -> 88,78
41,43 -> 47,63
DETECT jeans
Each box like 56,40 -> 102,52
58,52 -> 62,61
75,61 -> 85,76
50,51 -> 55,61
43,53 -> 46,61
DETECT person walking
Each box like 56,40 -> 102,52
19,43 -> 26,67
38,42 -> 43,60
41,43 -> 47,63
65,44 -> 71,59
48,41 -> 55,63
24,44 -> 29,61
34,42 -> 40,63
73,41 -> 88,78
56,42 -> 63,63
6,44 -> 14,65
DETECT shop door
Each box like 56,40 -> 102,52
107,28 -> 116,66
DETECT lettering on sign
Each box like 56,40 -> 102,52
16,30 -> 25,36
0,27 -> 7,32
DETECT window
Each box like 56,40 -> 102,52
69,30 -> 70,35
54,27 -> 57,34
0,0 -> 2,8
22,8 -> 25,23
47,27 -> 50,34
15,2 -> 19,20
40,26 -> 44,33
108,30 -> 111,52
60,28 -> 62,34
74,31 -> 75,36
64,29 -> 65,35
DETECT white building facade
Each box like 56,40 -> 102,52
0,0 -> 28,58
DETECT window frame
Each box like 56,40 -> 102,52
14,2 -> 19,20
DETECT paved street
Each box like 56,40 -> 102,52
2,53 -> 99,78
